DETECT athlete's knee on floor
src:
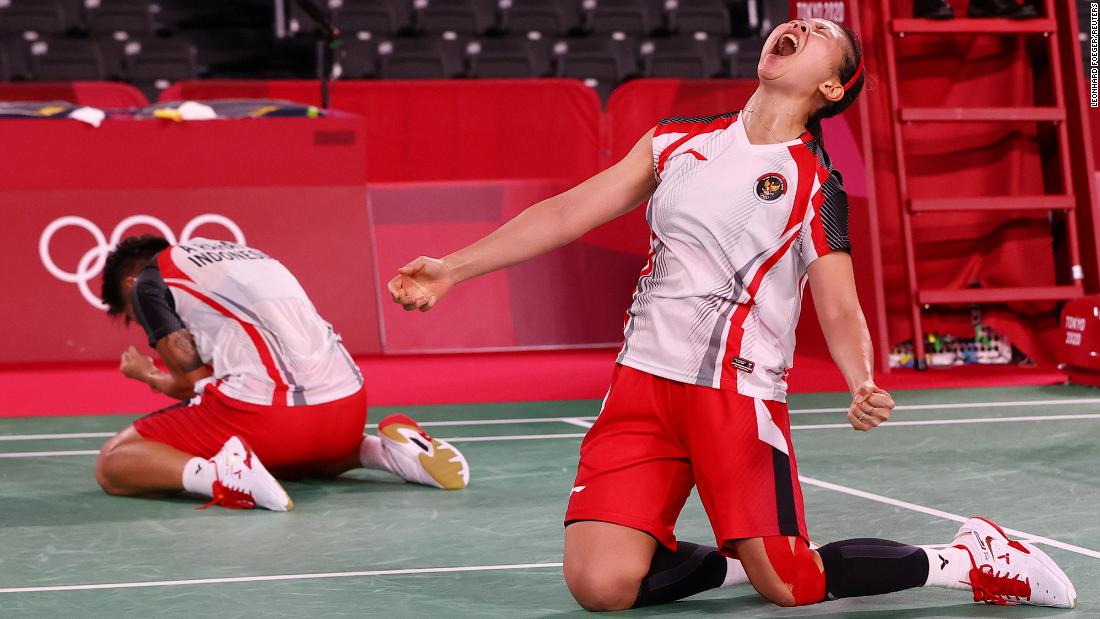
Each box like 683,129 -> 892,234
94,427 -> 139,496
736,536 -> 825,607
563,556 -> 646,611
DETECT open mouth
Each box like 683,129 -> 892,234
770,33 -> 799,57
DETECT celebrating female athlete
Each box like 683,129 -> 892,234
388,18 -> 1075,611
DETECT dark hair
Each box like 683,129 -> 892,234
807,23 -> 864,147
100,234 -> 170,316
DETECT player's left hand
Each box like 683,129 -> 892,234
119,345 -> 155,382
848,381 -> 894,432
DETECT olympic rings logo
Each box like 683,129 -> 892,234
39,214 -> 246,310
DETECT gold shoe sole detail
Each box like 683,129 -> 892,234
418,438 -> 468,490
381,422 -> 468,490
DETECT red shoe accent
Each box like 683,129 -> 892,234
198,479 -> 256,510
966,564 -> 1032,606
380,414 -> 433,442
1007,540 -> 1031,554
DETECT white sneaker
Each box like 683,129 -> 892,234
951,516 -> 1076,608
377,414 -> 469,490
203,436 -> 294,512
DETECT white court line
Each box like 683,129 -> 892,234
367,416 -> 598,429
791,397 -> 1100,415
802,476 -> 1100,560
0,561 -> 564,594
0,450 -> 99,458
794,412 -> 1100,430
6,410 -> 1100,458
0,418 -> 600,443
0,432 -> 114,442
5,396 -> 1100,442
447,433 -> 587,443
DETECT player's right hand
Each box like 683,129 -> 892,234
119,345 -> 155,381
387,256 -> 455,312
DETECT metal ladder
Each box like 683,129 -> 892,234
878,0 -> 1084,368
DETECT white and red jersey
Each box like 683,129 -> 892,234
616,112 -> 850,402
133,238 -> 363,407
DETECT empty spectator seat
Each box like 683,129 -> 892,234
499,0 -> 581,36
28,38 -> 105,80
723,35 -> 763,78
377,36 -> 466,79
0,2 -> 67,37
466,35 -> 551,78
120,37 -> 197,96
554,36 -> 638,101
641,34 -> 721,78
416,0 -> 496,36
584,0 -> 656,36
86,0 -> 155,37
335,33 -> 378,78
666,0 -> 731,36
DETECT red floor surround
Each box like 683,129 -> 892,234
0,349 -> 1068,418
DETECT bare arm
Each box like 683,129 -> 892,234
446,130 -> 657,282
388,129 -> 658,311
807,252 -> 894,431
120,330 -> 212,400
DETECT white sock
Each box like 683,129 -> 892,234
358,435 -> 393,472
922,546 -> 972,590
181,456 -> 215,496
721,557 -> 749,587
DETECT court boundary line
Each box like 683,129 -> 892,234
801,476 -> 1100,560
0,561 -> 565,594
4,411 -> 1100,458
5,394 -> 1100,442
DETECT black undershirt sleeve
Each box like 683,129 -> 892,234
131,257 -> 185,347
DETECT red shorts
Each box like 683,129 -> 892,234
565,364 -> 807,552
133,385 -> 367,478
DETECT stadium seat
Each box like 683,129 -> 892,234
85,0 -> 155,37
118,37 -> 197,96
666,0 -> 731,36
377,36 -> 466,79
498,0 -> 581,36
640,34 -> 722,78
289,0 -> 412,38
723,35 -> 763,78
335,33 -> 378,78
0,2 -> 68,37
466,35 -> 551,78
416,0 -> 497,36
152,0 -> 272,32
584,0 -> 657,36
331,4 -> 401,36
27,38 -> 105,80
729,0 -> 767,37
0,44 -> 11,81
554,35 -> 639,101
176,28 -> 281,77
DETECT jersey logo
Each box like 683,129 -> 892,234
754,173 -> 788,204
731,356 -> 756,373
684,148 -> 707,161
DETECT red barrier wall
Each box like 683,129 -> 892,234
161,79 -> 604,182
0,81 -> 148,107
1,114 -> 380,363
11,70 -> 1072,368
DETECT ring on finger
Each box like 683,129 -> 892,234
858,413 -> 867,423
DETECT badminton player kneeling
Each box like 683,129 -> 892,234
96,236 -> 468,511
388,17 -> 1075,610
